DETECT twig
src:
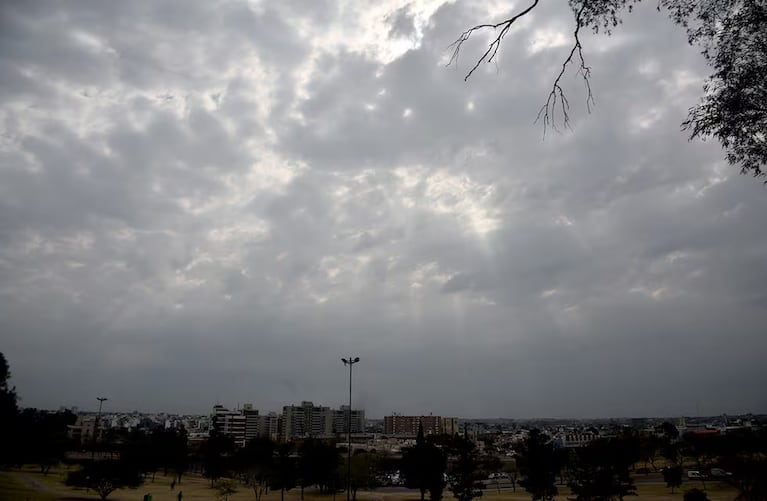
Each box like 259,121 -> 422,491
447,0 -> 541,81
535,3 -> 593,135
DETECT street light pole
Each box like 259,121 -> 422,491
341,356 -> 360,501
93,397 -> 108,460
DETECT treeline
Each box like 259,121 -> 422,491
512,426 -> 767,501
190,426 -> 503,501
2,352 -> 766,501
0,353 -> 78,472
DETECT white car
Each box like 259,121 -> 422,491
710,468 -> 732,478
687,471 -> 705,479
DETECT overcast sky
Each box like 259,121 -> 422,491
1,0 -> 765,419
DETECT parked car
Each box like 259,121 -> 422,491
710,468 -> 732,478
687,470 -> 705,479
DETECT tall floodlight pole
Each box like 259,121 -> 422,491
341,357 -> 360,501
93,397 -> 108,459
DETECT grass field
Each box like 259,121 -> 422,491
0,471 -> 61,501
0,466 -> 739,501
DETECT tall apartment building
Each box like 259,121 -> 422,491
442,417 -> 460,436
257,412 -> 280,441
211,405 -> 246,446
384,415 -> 443,436
243,404 -> 260,442
280,402 -> 365,441
211,401 -> 365,444
281,401 -> 333,441
333,406 -> 365,435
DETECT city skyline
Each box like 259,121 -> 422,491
21,394 -> 765,422
2,1 -> 766,419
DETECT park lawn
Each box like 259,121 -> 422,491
0,471 -> 61,501
5,467 -> 741,501
633,481 -> 737,501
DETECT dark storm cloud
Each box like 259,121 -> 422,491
0,0 -> 765,418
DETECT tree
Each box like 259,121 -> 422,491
201,431 -> 236,486
236,437 -> 276,501
567,438 -> 636,501
683,488 -> 710,501
164,428 -> 190,484
518,430 -> 558,501
679,1 -> 767,178
148,427 -> 189,482
553,447 -> 573,485
271,443 -> 297,501
450,0 -> 767,179
215,479 -> 239,501
0,352 -> 19,467
681,433 -> 727,491
401,424 -> 447,501
639,435 -> 663,472
65,459 -> 143,500
121,429 -> 161,481
18,408 -> 76,475
0,353 -> 17,415
716,429 -> 767,501
349,451 -> 381,501
298,438 -> 341,495
659,422 -> 680,442
448,435 -> 486,501
502,460 -> 519,492
663,465 -> 683,494
567,435 -> 637,501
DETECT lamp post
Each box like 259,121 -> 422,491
341,356 -> 360,501
93,397 -> 108,459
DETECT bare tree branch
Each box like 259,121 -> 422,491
447,0 -> 540,81
449,0 -> 596,135
535,3 -> 594,135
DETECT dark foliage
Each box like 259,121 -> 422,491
567,435 -> 637,501
714,429 -> 767,501
447,435 -> 487,501
671,0 -> 767,178
662,465 -> 683,494
683,488 -> 710,501
17,408 -> 77,474
271,443 -> 297,501
0,352 -> 19,467
201,431 -> 236,485
518,430 -> 558,501
298,438 -> 342,495
401,425 -> 447,501
349,451 -> 381,501
66,459 -> 143,500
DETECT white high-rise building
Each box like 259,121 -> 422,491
211,405 -> 246,446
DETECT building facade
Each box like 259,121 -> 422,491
210,402 -> 365,444
442,417 -> 460,436
384,415 -> 443,436
211,405 -> 246,446
334,406 -> 365,435
281,401 -> 331,441
243,404 -> 260,442
257,412 -> 280,441
280,402 -> 365,441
